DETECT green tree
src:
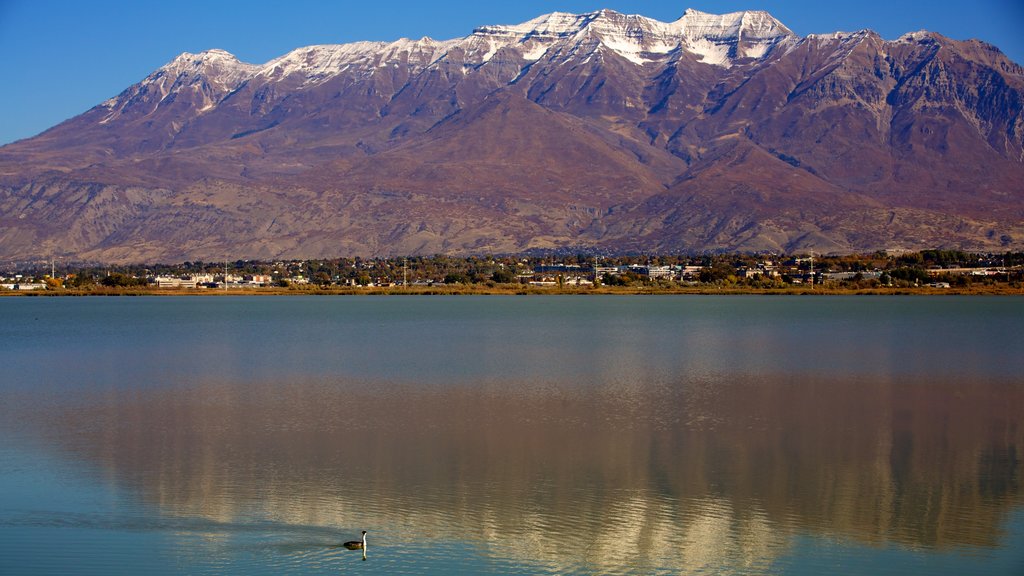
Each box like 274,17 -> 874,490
491,269 -> 515,284
101,273 -> 145,287
68,273 -> 96,288
699,261 -> 734,283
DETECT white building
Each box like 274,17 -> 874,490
154,277 -> 198,288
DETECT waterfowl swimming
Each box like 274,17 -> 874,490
343,530 -> 367,550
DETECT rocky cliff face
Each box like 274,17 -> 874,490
1,8 -> 1021,263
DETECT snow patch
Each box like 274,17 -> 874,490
897,30 -> 935,43
521,42 -> 549,61
686,38 -> 732,66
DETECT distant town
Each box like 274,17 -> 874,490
2,250 -> 1022,294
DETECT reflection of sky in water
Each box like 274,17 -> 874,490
1,296 -> 1023,574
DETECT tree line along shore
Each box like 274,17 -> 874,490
3,250 -> 1023,295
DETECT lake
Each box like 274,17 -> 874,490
1,295 -> 1022,575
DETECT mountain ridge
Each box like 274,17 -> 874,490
1,8 -> 1022,263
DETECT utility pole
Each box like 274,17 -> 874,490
404,257 -> 408,287
809,252 -> 814,289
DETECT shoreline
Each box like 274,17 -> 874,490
3,285 -> 1022,297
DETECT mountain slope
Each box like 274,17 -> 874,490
0,8 -> 1022,263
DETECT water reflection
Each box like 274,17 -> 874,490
15,373 -> 1023,574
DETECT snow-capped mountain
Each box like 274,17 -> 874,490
93,8 -> 796,127
1,8 -> 1022,263
100,49 -> 259,122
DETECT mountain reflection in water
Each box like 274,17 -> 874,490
25,373 -> 1023,574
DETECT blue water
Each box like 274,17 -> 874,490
1,295 -> 1022,575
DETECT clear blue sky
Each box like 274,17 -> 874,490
1,0 -> 1021,146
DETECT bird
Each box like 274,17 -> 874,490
343,530 -> 367,550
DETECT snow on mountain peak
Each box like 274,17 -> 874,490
100,7 -> 803,120
154,49 -> 259,89
473,10 -> 665,65
671,9 -> 795,64
256,38 -> 457,85
897,30 -> 938,44
163,49 -> 252,72
175,48 -> 237,61
146,8 -> 799,90
99,49 -> 257,120
472,8 -> 795,66
676,9 -> 793,41
473,11 -> 594,40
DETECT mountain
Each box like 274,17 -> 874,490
1,8 -> 1022,263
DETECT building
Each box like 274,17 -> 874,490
629,265 -> 676,279
154,276 -> 198,289
1,282 -> 47,290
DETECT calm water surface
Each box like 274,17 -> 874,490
1,296 -> 1022,575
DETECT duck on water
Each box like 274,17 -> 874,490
343,531 -> 367,550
